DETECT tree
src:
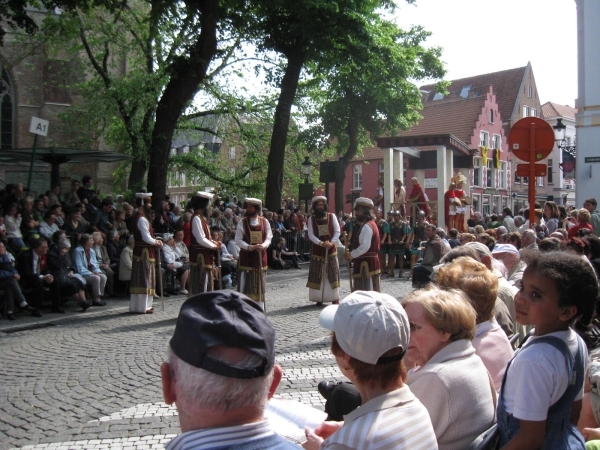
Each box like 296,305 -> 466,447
301,18 -> 446,211
246,0 -> 395,211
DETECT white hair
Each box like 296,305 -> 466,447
167,346 -> 273,412
491,256 -> 508,278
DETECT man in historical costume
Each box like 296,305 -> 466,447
387,211 -> 409,278
235,198 -> 272,309
188,192 -> 220,296
444,182 -> 457,231
393,178 -> 406,218
344,197 -> 381,292
407,177 -> 430,218
129,193 -> 163,314
306,196 -> 341,306
452,173 -> 469,232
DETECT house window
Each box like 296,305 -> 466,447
548,159 -> 553,184
515,169 -> 521,184
489,109 -> 494,123
472,194 -> 481,213
499,161 -> 507,190
502,196 -> 509,209
473,157 -> 482,187
531,108 -> 537,118
379,162 -> 384,175
523,105 -> 530,117
537,176 -> 544,187
486,159 -> 494,188
460,85 -> 472,98
528,86 -> 533,98
353,164 -> 362,189
480,131 -> 489,148
229,146 -> 236,159
492,134 -> 501,149
433,92 -> 444,100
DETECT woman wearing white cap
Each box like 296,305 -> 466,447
303,291 -> 437,450
129,193 -> 163,314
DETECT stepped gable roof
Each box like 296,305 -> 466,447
420,65 -> 528,125
542,102 -> 577,120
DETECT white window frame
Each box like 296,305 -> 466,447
536,176 -> 544,187
489,109 -> 494,124
486,159 -> 495,188
499,161 -> 507,190
493,195 -> 501,215
480,131 -> 489,147
472,194 -> 481,214
473,157 -> 482,187
229,146 -> 236,159
531,108 -> 537,118
493,134 -> 501,150
528,86 -> 533,98
523,105 -> 530,117
353,164 -> 363,189
514,168 -> 521,184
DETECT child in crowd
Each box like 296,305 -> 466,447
498,252 -> 598,449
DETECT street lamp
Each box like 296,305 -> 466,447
299,156 -> 314,213
302,156 -> 312,183
553,118 -> 576,157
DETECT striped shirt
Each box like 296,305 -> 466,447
166,419 -> 289,450
322,385 -> 438,450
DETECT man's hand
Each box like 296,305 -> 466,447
155,240 -> 163,248
582,428 -> 600,441
168,263 -> 175,270
302,428 -> 324,450
42,274 -> 54,284
343,251 -> 352,261
13,273 -> 20,280
314,421 -> 344,439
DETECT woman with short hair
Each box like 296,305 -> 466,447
73,234 -> 107,306
403,286 -> 496,449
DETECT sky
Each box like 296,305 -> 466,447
391,0 -> 578,107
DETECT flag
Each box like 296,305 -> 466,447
481,146 -> 488,165
494,148 -> 501,169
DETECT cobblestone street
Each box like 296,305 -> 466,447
0,264 -> 414,450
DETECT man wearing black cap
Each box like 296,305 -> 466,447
161,291 -> 297,450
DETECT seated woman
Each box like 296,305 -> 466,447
435,257 -> 514,392
47,239 -> 90,311
92,232 -> 115,297
0,242 -> 32,320
73,234 -> 107,306
303,291 -> 436,450
403,286 -> 496,449
119,235 -> 134,285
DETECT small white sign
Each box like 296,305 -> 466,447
29,117 -> 49,136
424,178 -> 438,188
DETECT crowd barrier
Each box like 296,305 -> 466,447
274,229 -> 312,256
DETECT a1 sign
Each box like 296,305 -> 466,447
29,117 -> 49,137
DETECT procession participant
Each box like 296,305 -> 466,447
407,177 -> 430,218
188,192 -> 219,296
387,210 -> 408,278
306,196 -> 341,306
444,182 -> 458,231
375,210 -> 389,276
343,197 -> 381,292
393,178 -> 407,218
129,193 -> 162,314
453,173 -> 469,233
234,198 -> 272,308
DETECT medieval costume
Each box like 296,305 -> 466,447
235,198 -> 272,308
453,173 -> 469,233
345,197 -> 381,292
444,182 -> 458,231
188,191 -> 219,296
408,177 -> 430,217
129,193 -> 160,314
306,196 -> 341,305
387,211 -> 409,278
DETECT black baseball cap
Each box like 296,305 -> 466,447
169,290 -> 275,379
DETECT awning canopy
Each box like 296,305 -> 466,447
0,147 -> 134,190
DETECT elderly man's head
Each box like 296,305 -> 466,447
473,211 -> 482,222
522,229 -> 537,248
492,244 -> 520,273
161,291 -> 281,431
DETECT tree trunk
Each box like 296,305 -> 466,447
264,50 -> 305,211
334,108 -> 360,215
146,0 -> 219,207
127,158 -> 148,191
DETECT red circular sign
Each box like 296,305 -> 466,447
508,117 -> 555,162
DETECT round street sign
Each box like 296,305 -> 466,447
508,117 -> 555,162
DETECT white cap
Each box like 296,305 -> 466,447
354,197 -> 374,208
492,243 -> 520,259
319,291 -> 409,365
464,241 -> 492,258
135,192 -> 152,199
311,196 -> 327,204
195,191 -> 214,199
244,198 -> 262,207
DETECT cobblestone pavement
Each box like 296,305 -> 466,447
0,264 -> 414,450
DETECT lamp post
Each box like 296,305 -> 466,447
299,156 -> 313,213
553,118 -> 577,202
